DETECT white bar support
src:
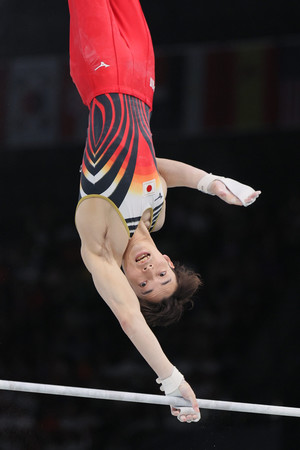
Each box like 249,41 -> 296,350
0,379 -> 299,418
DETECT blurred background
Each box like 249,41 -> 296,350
0,0 -> 299,449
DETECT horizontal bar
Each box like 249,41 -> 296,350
0,379 -> 299,417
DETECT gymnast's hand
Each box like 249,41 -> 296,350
156,367 -> 200,423
170,380 -> 201,423
210,180 -> 261,206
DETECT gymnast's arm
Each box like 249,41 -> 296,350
79,242 -> 200,419
156,157 -> 260,206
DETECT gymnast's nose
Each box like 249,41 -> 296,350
143,263 -> 153,271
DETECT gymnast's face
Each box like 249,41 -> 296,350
122,245 -> 177,303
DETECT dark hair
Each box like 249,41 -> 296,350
139,263 -> 202,327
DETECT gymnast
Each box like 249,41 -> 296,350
68,0 -> 260,423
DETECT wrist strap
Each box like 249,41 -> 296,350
156,367 -> 184,395
197,173 -> 225,195
198,173 -> 257,207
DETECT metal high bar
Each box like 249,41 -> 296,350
0,379 -> 299,417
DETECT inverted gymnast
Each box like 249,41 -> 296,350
68,0 -> 260,423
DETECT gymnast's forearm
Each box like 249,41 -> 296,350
156,158 -> 208,189
120,313 -> 174,380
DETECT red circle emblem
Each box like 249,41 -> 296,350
147,185 -> 152,192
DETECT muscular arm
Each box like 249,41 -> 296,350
75,196 -> 200,420
80,244 -> 200,420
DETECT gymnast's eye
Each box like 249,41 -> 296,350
159,271 -> 166,277
139,281 -> 147,287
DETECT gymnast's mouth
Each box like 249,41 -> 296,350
135,252 -> 150,263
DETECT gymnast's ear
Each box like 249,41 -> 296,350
163,254 -> 175,269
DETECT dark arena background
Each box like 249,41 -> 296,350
0,1 -> 300,449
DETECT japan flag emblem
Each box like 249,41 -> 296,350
143,179 -> 156,196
